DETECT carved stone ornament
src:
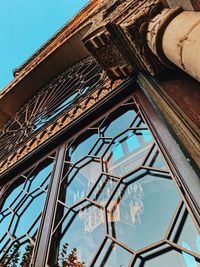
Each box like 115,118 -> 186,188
83,29 -> 134,79
82,0 -> 176,78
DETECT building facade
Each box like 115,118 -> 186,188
0,0 -> 199,266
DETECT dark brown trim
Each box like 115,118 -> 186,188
137,72 -> 200,217
32,145 -> 66,267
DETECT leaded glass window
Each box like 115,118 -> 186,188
0,153 -> 56,266
46,97 -> 200,266
0,56 -> 108,163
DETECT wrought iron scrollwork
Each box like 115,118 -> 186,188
0,56 -> 108,162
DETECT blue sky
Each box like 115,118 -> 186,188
0,0 -> 89,90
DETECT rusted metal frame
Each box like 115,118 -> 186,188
95,240 -> 114,267
51,207 -> 73,236
32,145 -> 66,267
137,96 -> 198,221
0,148 -> 57,188
135,240 -> 167,256
2,78 -> 137,266
133,96 -> 174,177
53,211 -> 77,245
137,73 -> 200,216
85,197 -> 104,209
134,90 -> 199,228
1,77 -> 136,184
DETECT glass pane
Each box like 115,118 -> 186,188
107,170 -> 180,250
100,106 -> 137,138
90,174 -> 119,205
62,158 -> 102,206
94,239 -> 132,267
53,202 -> 105,267
0,155 -> 55,265
68,130 -> 99,163
144,145 -> 168,171
103,130 -> 152,177
170,205 -> 200,255
143,249 -> 200,267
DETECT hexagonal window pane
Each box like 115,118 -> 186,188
51,202 -> 105,266
10,191 -> 46,238
107,170 -> 180,250
24,161 -> 53,193
62,158 -> 102,206
0,155 -> 54,264
94,238 -> 132,267
103,130 -> 152,177
100,105 -> 137,138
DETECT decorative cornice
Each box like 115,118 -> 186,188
82,0 -> 170,79
0,79 -> 123,175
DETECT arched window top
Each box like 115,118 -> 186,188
0,56 -> 108,162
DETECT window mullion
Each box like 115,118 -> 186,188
32,145 -> 66,267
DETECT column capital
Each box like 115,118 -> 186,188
147,7 -> 182,66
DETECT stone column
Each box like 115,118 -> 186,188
147,8 -> 200,81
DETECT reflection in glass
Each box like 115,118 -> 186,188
53,202 -> 104,266
90,174 -> 119,205
144,145 -> 167,171
48,100 -> 200,267
68,130 -> 99,163
103,130 -> 152,177
0,241 -> 34,267
107,170 -> 180,250
62,158 -> 101,206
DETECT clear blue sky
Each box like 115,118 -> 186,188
0,0 -> 89,90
